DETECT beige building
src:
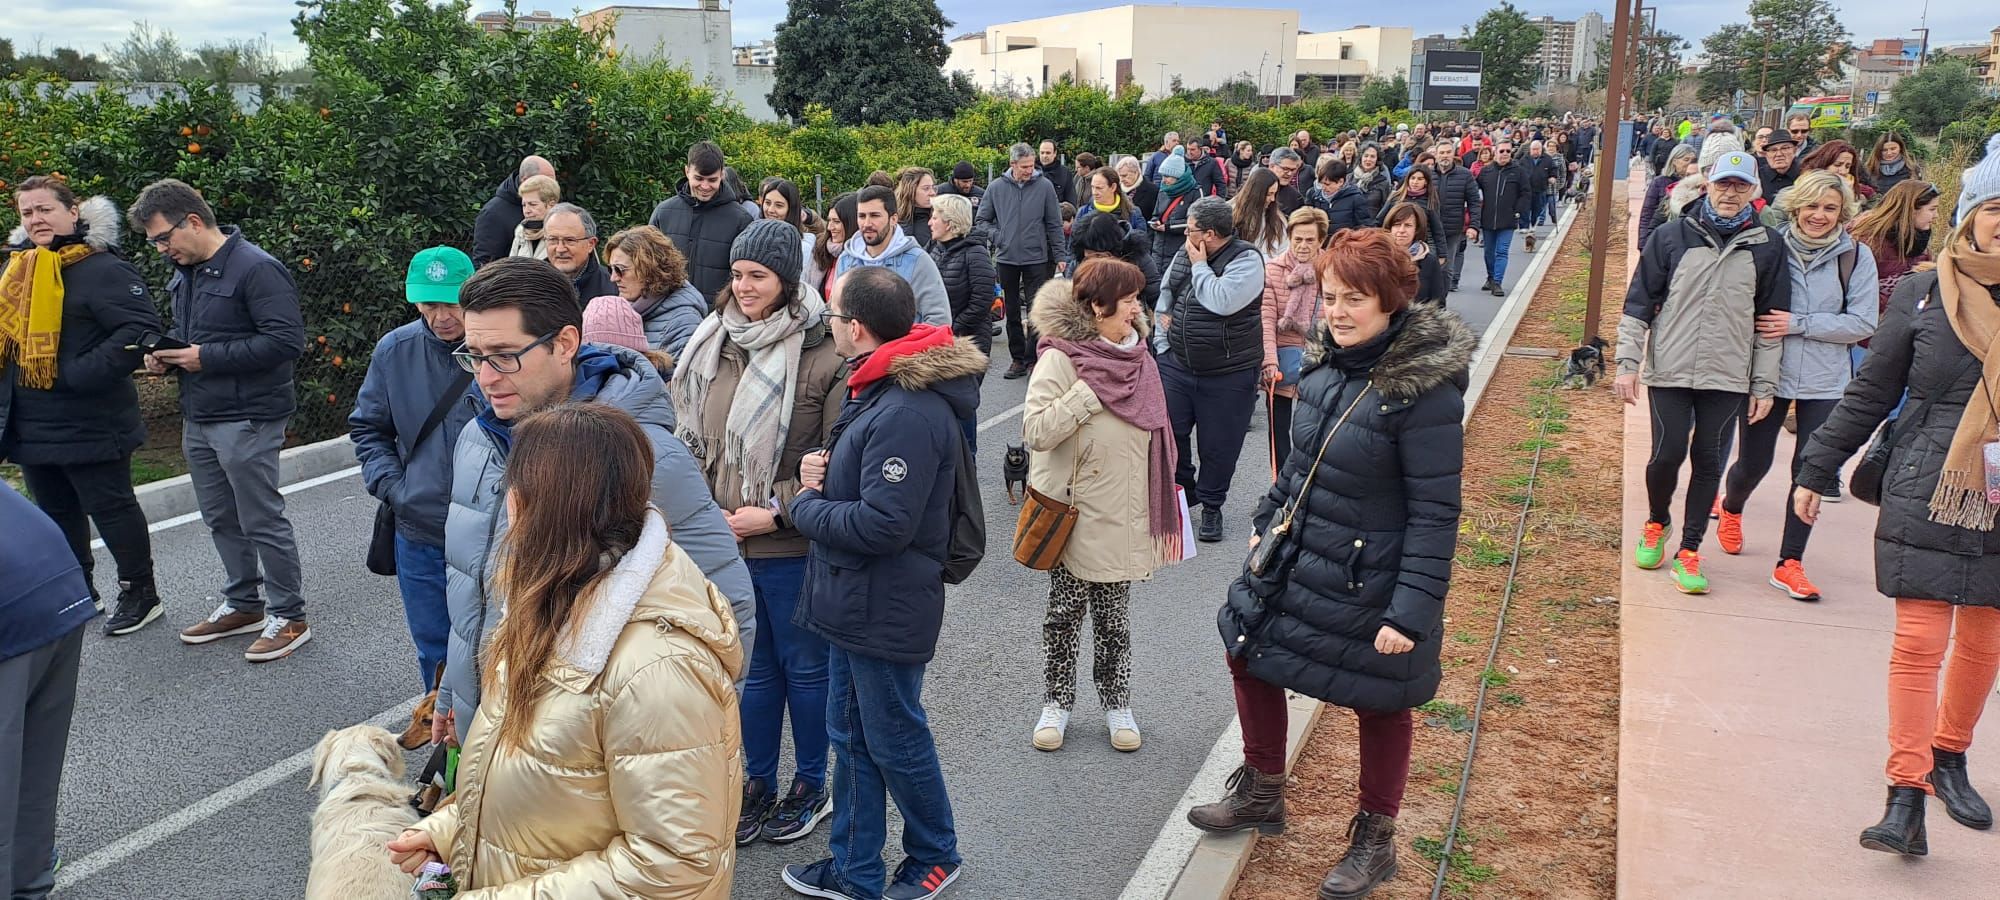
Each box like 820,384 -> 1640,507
572,2 -> 779,121
946,5 -> 1299,98
1293,26 -> 1414,97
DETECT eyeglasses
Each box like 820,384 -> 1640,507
1710,179 -> 1757,195
609,263 -> 631,277
146,214 -> 193,247
453,330 -> 559,374
544,236 -> 593,249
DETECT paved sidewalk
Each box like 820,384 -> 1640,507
1616,161 -> 2000,897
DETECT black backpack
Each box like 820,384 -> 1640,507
939,431 -> 986,585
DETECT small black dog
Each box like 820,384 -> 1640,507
1564,336 -> 1608,389
1003,444 -> 1030,504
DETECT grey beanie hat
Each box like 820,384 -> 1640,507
1955,134 -> 2000,227
731,218 -> 803,281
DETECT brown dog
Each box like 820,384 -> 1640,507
397,662 -> 447,751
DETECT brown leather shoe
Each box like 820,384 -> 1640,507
245,616 -> 311,662
1187,764 -> 1286,834
1318,811 -> 1398,899
179,603 -> 266,645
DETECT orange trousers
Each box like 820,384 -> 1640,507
1887,599 -> 2000,790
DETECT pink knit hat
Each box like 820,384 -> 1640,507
581,296 -> 648,353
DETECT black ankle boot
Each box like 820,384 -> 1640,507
1928,747 -> 1994,830
1859,785 -> 1928,856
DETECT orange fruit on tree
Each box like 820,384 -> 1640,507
341,302 -> 351,314
187,142 -> 202,154
317,335 -> 328,345
196,124 -> 211,136
180,126 -> 192,137
332,356 -> 344,367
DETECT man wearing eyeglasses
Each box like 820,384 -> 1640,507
1474,140 -> 1533,296
129,178 -> 312,662
1759,132 -> 1803,205
435,257 -> 754,744
347,246 -> 478,690
1785,113 -> 1817,158
541,202 -> 616,302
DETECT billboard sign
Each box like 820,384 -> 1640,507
1422,50 -> 1483,111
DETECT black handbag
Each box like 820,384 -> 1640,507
366,371 -> 475,576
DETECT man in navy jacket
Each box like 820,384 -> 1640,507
132,178 -> 312,662
782,267 -> 986,900
0,482 -> 95,899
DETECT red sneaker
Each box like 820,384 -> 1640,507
1717,509 -> 1744,555
1770,560 -> 1823,602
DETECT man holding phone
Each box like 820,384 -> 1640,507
130,178 -> 312,662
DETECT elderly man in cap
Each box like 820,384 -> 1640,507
1758,132 -> 1803,205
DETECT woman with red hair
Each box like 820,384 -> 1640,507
1190,228 -> 1475,899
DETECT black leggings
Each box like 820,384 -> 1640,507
1268,392 -> 1294,480
1722,398 -> 1838,564
1645,388 -> 1745,552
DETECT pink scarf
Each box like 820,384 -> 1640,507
1041,334 -> 1183,562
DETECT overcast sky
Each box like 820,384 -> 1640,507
2,1 -> 1986,67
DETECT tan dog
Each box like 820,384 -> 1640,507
306,725 -> 420,900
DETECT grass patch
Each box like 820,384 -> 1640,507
1498,691 -> 1527,707
1415,828 -> 1497,896
1479,668 -> 1513,688
1459,532 -> 1513,568
1453,630 -> 1479,645
1419,699 -> 1473,732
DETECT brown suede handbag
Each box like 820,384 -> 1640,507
1012,449 -> 1087,571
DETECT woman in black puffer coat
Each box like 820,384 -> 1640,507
927,192 -> 994,360
1793,184 -> 2000,857
1188,229 -> 1472,900
1,179 -> 164,625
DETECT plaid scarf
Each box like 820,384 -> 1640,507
0,241 -> 95,389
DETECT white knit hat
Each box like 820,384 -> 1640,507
1697,133 -> 1743,176
1955,134 -> 2000,227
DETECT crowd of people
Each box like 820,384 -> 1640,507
1621,108 -> 2000,857
61,104 -> 2000,900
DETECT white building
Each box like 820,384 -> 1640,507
1528,14 -> 1580,83
735,39 -> 777,67
1294,26 -> 1414,98
574,2 -> 779,120
945,5 -> 1301,98
1570,11 -> 1606,83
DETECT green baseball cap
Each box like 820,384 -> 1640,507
405,246 -> 474,304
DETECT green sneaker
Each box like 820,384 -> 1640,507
1633,522 -> 1668,570
1671,550 -> 1709,594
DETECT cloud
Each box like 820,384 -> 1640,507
3,1 -> 304,62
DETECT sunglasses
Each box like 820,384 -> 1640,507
1789,129 -> 1810,136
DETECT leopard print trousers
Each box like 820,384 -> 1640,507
1044,565 -> 1133,710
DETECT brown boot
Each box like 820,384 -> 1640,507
1186,764 -> 1286,834
1318,811 -> 1398,899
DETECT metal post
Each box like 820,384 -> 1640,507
1582,0 -> 1636,343
815,175 -> 824,217
1755,20 -> 1771,126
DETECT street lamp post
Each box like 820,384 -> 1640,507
1158,62 -> 1167,97
1754,19 -> 1772,126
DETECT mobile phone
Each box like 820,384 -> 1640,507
128,330 -> 191,353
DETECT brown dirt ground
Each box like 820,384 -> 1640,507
1232,199 -> 1629,899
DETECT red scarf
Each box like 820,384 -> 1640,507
847,323 -> 956,396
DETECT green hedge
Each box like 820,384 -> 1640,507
2,0 -> 1407,441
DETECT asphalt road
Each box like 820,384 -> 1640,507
52,228 -> 1534,900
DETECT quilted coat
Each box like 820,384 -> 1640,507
412,510 -> 744,898
1220,302 -> 1473,711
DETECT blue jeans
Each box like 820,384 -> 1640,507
392,534 -> 450,691
1539,192 -> 1558,225
742,556 -> 829,789
826,647 -> 960,899
1484,227 -> 1516,286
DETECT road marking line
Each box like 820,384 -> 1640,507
91,465 -> 365,550
977,402 -> 1025,432
1117,721 -> 1245,900
54,695 -> 424,890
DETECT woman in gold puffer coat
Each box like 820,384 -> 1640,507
390,402 -> 745,898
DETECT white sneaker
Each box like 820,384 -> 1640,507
1107,708 -> 1142,752
1033,705 -> 1069,751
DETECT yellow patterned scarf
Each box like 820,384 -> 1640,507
0,242 -> 94,389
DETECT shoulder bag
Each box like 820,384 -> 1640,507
367,371 -> 476,576
1248,383 -> 1370,577
1012,448 -> 1087,571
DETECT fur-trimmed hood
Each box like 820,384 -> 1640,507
1029,276 -> 1150,345
1304,302 -> 1475,402
885,336 -> 988,391
7,195 -> 121,251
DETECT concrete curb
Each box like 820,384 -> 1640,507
1150,202 -> 1585,900
136,433 -> 360,525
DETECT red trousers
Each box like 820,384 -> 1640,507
1887,599 -> 2000,790
1227,653 -> 1414,817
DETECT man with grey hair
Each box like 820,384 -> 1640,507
1269,147 -> 1306,214
1144,131 -> 1183,185
473,154 -> 556,267
542,203 -> 615,301
1154,195 -> 1266,543
1290,130 -> 1320,182
977,142 -> 1063,379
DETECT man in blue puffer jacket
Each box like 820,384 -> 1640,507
436,257 -> 753,744
0,482 -> 95,899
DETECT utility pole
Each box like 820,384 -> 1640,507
1755,19 -> 1771,126
1913,1 -> 1931,73
1582,0 -> 1636,343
